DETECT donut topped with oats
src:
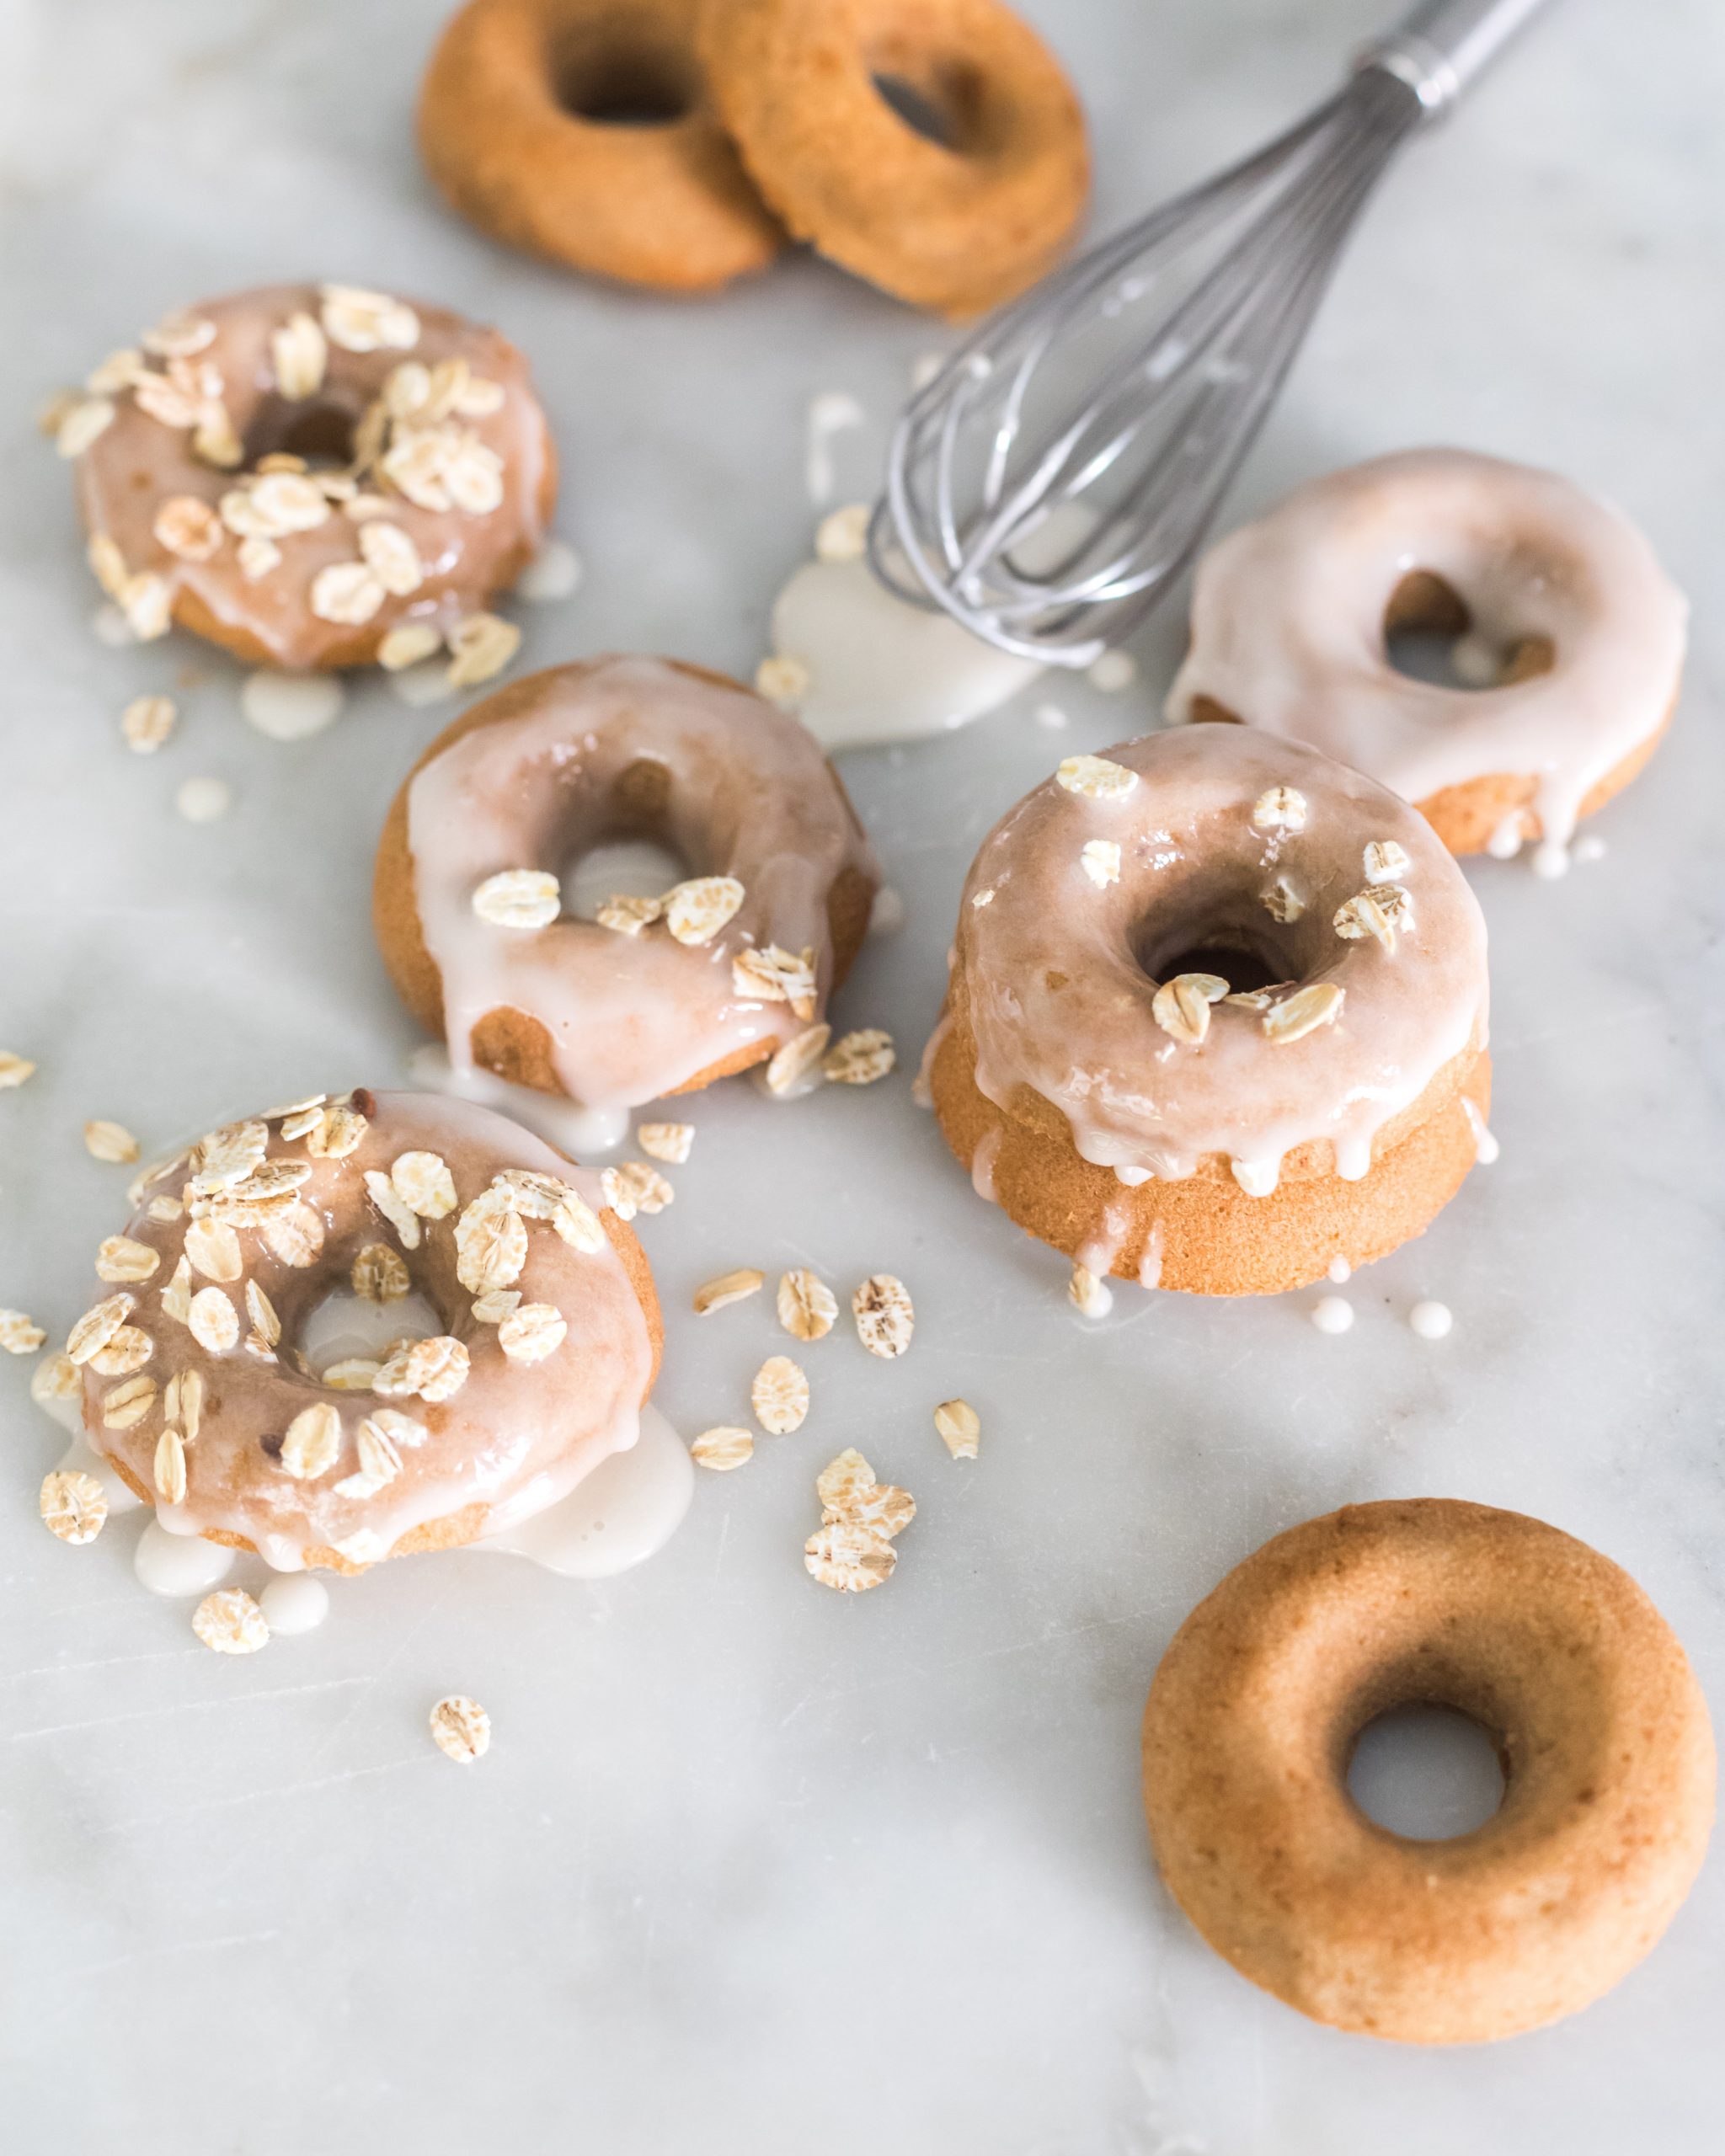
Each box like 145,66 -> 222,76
70,1091 -> 660,1574
53,282 -> 555,675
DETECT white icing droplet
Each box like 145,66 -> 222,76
1449,632 -> 1503,688
406,1043 -> 632,1158
175,775 -> 232,823
1461,1097 -> 1500,1164
1114,1164 -> 1152,1186
135,1519 -> 234,1598
805,391 -> 865,505
388,656 -> 456,708
515,538 -> 584,604
868,885 -> 905,937
1311,1296 -> 1354,1335
475,1406 -> 692,1577
93,602 -> 138,647
1327,1256 -> 1352,1283
1231,1155 -> 1281,1198
1033,702 -> 1070,730
1571,833 -> 1608,864
1487,814 -> 1525,861
1086,650 -> 1137,693
1408,1299 -> 1454,1340
259,1574 -> 331,1634
241,670 -> 345,741
1530,837 -> 1570,880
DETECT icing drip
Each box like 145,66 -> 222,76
408,1045 -> 632,1158
913,1012 -> 950,1108
1461,1097 -> 1500,1164
1167,450 -> 1686,854
259,1574 -> 331,1632
1136,1223 -> 1165,1291
969,1125 -> 1002,1203
135,1519 -> 235,1598
474,1405 -> 692,1576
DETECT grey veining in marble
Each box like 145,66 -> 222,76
2,1 -> 1722,2149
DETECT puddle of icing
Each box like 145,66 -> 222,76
241,670 -> 345,741
515,538 -> 583,604
1311,1296 -> 1354,1335
135,1518 -> 235,1598
475,1405 -> 692,1577
407,1044 -> 633,1159
259,1575 -> 330,1634
1409,1299 -> 1454,1340
561,837 -> 683,923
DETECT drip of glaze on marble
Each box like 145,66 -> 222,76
409,1044 -> 633,1159
474,1405 -> 692,1577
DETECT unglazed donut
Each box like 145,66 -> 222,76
418,0 -> 783,293
1166,450 -> 1687,862
700,0 -> 1089,317
72,1091 -> 660,1575
1142,1500 -> 1715,2043
375,656 -> 879,1113
927,726 -> 1490,1296
61,282 -> 554,671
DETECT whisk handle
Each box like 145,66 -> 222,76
1359,0 -> 1549,113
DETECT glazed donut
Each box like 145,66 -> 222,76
62,283 -> 554,673
1166,450 -> 1687,863
375,656 -> 880,1112
700,0 -> 1089,317
927,726 -> 1490,1296
72,1091 -> 660,1575
418,0 -> 783,292
1142,1500 -> 1715,2044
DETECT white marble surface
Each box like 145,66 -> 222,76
3,1 -> 1723,2148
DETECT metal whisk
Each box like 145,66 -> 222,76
873,0 -> 1549,664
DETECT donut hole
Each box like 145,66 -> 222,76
561,834 -> 690,923
241,393 -> 361,474
1152,942 -> 1286,996
1383,569 -> 1556,693
296,1282 -> 441,1383
1135,886 -> 1311,999
553,30 -> 699,125
1347,1702 -> 1507,1841
870,71 -> 971,151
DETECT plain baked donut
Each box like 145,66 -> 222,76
1166,450 -> 1687,864
700,0 -> 1089,316
927,725 -> 1491,1296
375,655 -> 880,1112
63,281 -> 554,671
418,0 -> 784,292
1142,1500 -> 1715,2044
75,1091 -> 660,1575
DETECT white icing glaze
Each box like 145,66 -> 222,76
969,1125 -> 1001,1203
1409,1299 -> 1454,1340
474,1403 -> 691,1575
1461,1097 -> 1500,1165
955,727 -> 1488,1189
135,1518 -> 235,1598
176,776 -> 232,823
407,658 -> 877,1113
1327,1255 -> 1353,1283
259,1574 -> 330,1633
389,657 -> 457,708
515,537 -> 583,603
805,392 -> 864,505
1167,450 -> 1687,851
1311,1295 -> 1354,1335
408,1045 -> 632,1158
242,670 -> 345,741
868,886 -> 905,937
1136,1223 -> 1165,1291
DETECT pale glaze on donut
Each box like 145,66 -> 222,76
69,283 -> 553,670
78,1092 -> 655,1572
400,657 -> 879,1110
1165,450 -> 1687,851
956,727 -> 1487,1192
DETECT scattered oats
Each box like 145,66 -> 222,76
1263,982 -> 1346,1043
1333,885 -> 1413,952
1365,839 -> 1412,883
392,1149 -> 457,1220
755,654 -> 810,707
40,1470 -> 107,1545
664,876 -> 745,947
86,346 -> 145,394
153,494 -> 222,563
84,1118 -> 140,1164
430,1694 -> 490,1764
238,535 -> 281,582
184,1217 -> 243,1282
31,1351 -> 80,1406
852,1274 -> 914,1358
1087,648 -> 1138,693
634,1122 -> 693,1165
1261,876 -> 1305,924
934,1398 -> 980,1460
366,1407 -> 428,1451
377,619 -> 443,670
321,283 -> 419,354
815,503 -> 870,562
351,1416 -> 403,1490
498,1302 -> 567,1363
190,1120 -> 268,1191
777,1268 -> 837,1342
358,518 -> 425,596
56,396 -> 116,457
193,1588 -> 270,1655
1152,972 -> 1229,1047
87,531 -> 128,597
142,312 -> 216,360
147,1195 -> 184,1224
160,1256 -> 193,1323
192,406 -> 243,470
455,1193 -> 526,1290
0,1308 -> 47,1353
39,386 -> 83,439
752,1354 -> 809,1433
470,1289 -> 521,1325
188,1285 -> 239,1353
120,693 -> 177,754
1081,839 -> 1121,888
67,1293 -> 135,1364
304,1101 -> 370,1157
329,1528 -> 388,1565
766,1022 -> 831,1097
153,1426 -> 188,1502
731,942 -> 816,1016
596,892 -> 662,936
89,1324 -> 152,1376
95,1234 -> 160,1284
601,1161 -> 673,1219
804,1519 -> 896,1593
223,471 -> 331,538
822,1028 -> 895,1086
245,1279 -> 280,1348
693,1267 -> 764,1315
1252,785 -> 1307,833
472,868 -> 561,929
446,611 -> 520,687
310,560 -> 386,627
102,1372 -> 158,1429
270,310 -> 328,399
365,1168 -> 423,1250
374,1334 -> 469,1403
832,1476 -> 916,1540
263,1201 -> 324,1267
454,375 -> 505,418
323,1356 -> 381,1390
1056,754 -> 1137,800
970,886 -> 996,909
224,1159 -> 312,1205
1069,1264 -> 1114,1317
281,1401 -> 342,1480
692,1425 -> 754,1470
550,1189 -> 606,1253
175,776 -> 232,823
352,1241 -> 410,1304
0,1050 -> 37,1089
164,1367 -> 204,1441
119,570 -> 173,641
816,1448 -> 878,1515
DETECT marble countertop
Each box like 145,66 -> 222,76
3,0 -> 1722,2148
